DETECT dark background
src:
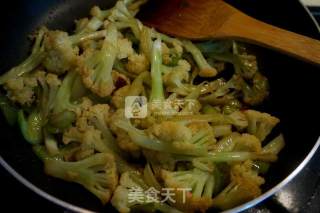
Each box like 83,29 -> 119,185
0,4 -> 319,213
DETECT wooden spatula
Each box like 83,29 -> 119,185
139,0 -> 320,65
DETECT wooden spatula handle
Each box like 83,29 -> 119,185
222,13 -> 320,65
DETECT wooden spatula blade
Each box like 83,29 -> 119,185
138,0 -> 320,65
138,0 -> 235,39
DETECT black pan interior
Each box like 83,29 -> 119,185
0,0 -> 319,212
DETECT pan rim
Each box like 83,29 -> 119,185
2,138 -> 319,213
224,136 -> 320,213
0,1 -> 319,213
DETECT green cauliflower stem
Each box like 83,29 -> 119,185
214,133 -> 262,153
114,119 -> 209,156
53,72 -> 78,114
262,134 -> 285,155
33,142 -> 79,161
17,72 -> 62,144
0,94 -> 18,126
140,26 -> 153,61
44,153 -> 118,204
109,109 -> 142,157
170,110 -> 248,130
108,0 -> 141,39
18,109 -> 43,145
212,125 -> 232,138
48,73 -> 93,134
80,104 -> 135,172
0,28 -> 46,85
195,151 -> 277,164
212,160 -> 265,210
78,24 -> 118,97
182,40 -> 217,78
150,38 -> 165,102
90,6 -> 111,20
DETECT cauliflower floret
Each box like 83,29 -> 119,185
182,40 -> 217,78
125,53 -> 149,74
214,132 -> 262,153
74,18 -> 89,34
76,103 -> 109,131
187,121 -> 213,135
109,109 -> 141,158
163,59 -> 191,91
111,185 -> 131,213
111,171 -> 148,213
117,38 -> 134,59
228,110 -> 249,130
244,110 -> 280,141
5,77 -> 36,105
166,59 -> 191,76
73,97 -> 93,118
4,70 -> 46,105
111,85 -> 131,109
77,24 -> 118,97
63,125 -> 108,160
42,30 -> 79,74
111,71 -> 147,108
151,121 -> 192,142
45,73 -> 61,87
62,104 -> 112,160
212,124 -> 232,138
161,168 -> 215,212
161,42 -> 183,66
90,6 -> 110,20
70,103 -> 137,173
132,114 -> 157,129
117,129 -> 141,158
233,133 -> 262,152
212,160 -> 265,210
44,153 -> 118,204
161,42 -> 171,65
79,39 -> 102,51
142,150 -> 177,172
232,161 -> 265,186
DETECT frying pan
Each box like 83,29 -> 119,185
0,0 -> 319,212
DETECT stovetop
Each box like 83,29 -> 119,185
0,5 -> 319,213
